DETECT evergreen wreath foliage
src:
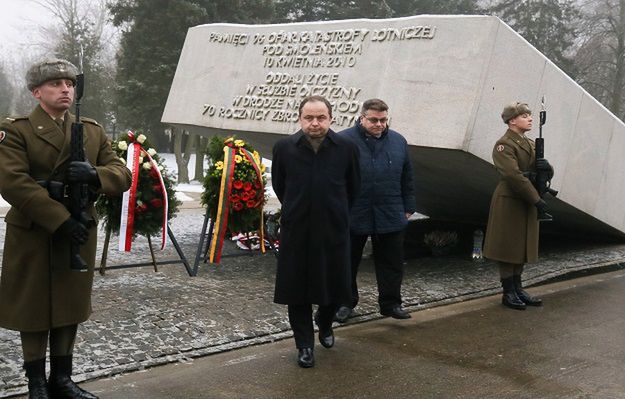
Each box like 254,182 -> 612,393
96,132 -> 180,238
201,136 -> 267,234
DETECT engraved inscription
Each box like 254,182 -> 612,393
202,25 -> 437,127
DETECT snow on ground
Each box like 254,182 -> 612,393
0,153 -> 275,208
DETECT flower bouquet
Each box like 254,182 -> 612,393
201,136 -> 267,263
96,131 -> 180,251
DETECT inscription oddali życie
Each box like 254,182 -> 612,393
201,26 -> 436,128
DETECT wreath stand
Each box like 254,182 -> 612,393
191,210 -> 278,276
98,224 -> 193,276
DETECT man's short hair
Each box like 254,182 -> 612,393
361,98 -> 389,114
299,96 -> 333,118
501,102 -> 532,124
26,58 -> 78,91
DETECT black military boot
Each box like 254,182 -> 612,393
501,277 -> 526,310
24,359 -> 50,399
49,355 -> 98,399
513,275 -> 543,306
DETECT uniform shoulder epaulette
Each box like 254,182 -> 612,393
4,115 -> 28,123
81,117 -> 100,126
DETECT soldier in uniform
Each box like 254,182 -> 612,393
0,59 -> 132,398
483,102 -> 553,310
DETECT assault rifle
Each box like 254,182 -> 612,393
533,96 -> 558,221
68,52 -> 93,271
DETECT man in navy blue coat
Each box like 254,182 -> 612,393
272,95 -> 360,368
336,98 -> 416,322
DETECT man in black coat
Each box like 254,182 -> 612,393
272,95 -> 360,368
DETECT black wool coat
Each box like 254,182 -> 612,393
272,130 -> 360,305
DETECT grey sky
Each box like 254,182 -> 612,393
0,0 -> 53,56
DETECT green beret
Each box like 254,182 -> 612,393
501,102 -> 532,124
26,58 -> 78,90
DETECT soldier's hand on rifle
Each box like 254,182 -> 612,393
57,217 -> 89,245
67,160 -> 100,187
535,158 -> 554,179
535,158 -> 553,171
534,199 -> 553,222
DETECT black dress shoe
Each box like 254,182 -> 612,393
314,312 -> 335,348
297,348 -> 314,368
381,305 -> 411,319
513,275 -> 543,306
516,289 -> 543,306
318,328 -> 334,348
502,292 -> 527,310
501,277 -> 526,310
334,306 -> 353,323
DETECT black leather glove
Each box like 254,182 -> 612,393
535,158 -> 554,180
534,199 -> 553,222
56,217 -> 89,245
66,161 -> 100,186
535,158 -> 552,171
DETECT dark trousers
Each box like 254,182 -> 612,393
21,324 -> 78,362
288,304 -> 336,349
348,231 -> 405,311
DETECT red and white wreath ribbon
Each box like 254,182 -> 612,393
118,139 -> 141,251
144,150 -> 169,250
118,131 -> 169,251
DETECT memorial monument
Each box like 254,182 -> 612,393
163,15 -> 625,239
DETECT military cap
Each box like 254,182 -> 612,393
501,102 -> 532,124
26,58 -> 78,90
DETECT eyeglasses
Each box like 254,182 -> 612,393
363,116 -> 389,124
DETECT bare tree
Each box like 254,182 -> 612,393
31,0 -> 118,128
575,0 -> 625,119
491,0 -> 580,77
0,62 -> 13,117
6,54 -> 40,115
193,135 -> 207,181
173,128 -> 193,183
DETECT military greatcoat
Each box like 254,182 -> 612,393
0,105 -> 131,332
272,130 -> 360,306
483,129 -> 542,264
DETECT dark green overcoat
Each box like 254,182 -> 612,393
0,105 -> 131,332
483,129 -> 542,264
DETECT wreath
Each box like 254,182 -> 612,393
201,136 -> 267,262
96,131 -> 180,240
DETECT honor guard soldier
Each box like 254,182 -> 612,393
483,102 -> 554,310
0,58 -> 132,398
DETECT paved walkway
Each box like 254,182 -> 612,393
1,200 -> 625,397
82,270 -> 625,399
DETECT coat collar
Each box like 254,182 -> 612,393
28,105 -> 88,170
355,118 -> 389,140
291,129 -> 338,146
28,105 -> 66,152
504,129 -> 532,155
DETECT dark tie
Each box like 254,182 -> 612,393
55,118 -> 64,132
